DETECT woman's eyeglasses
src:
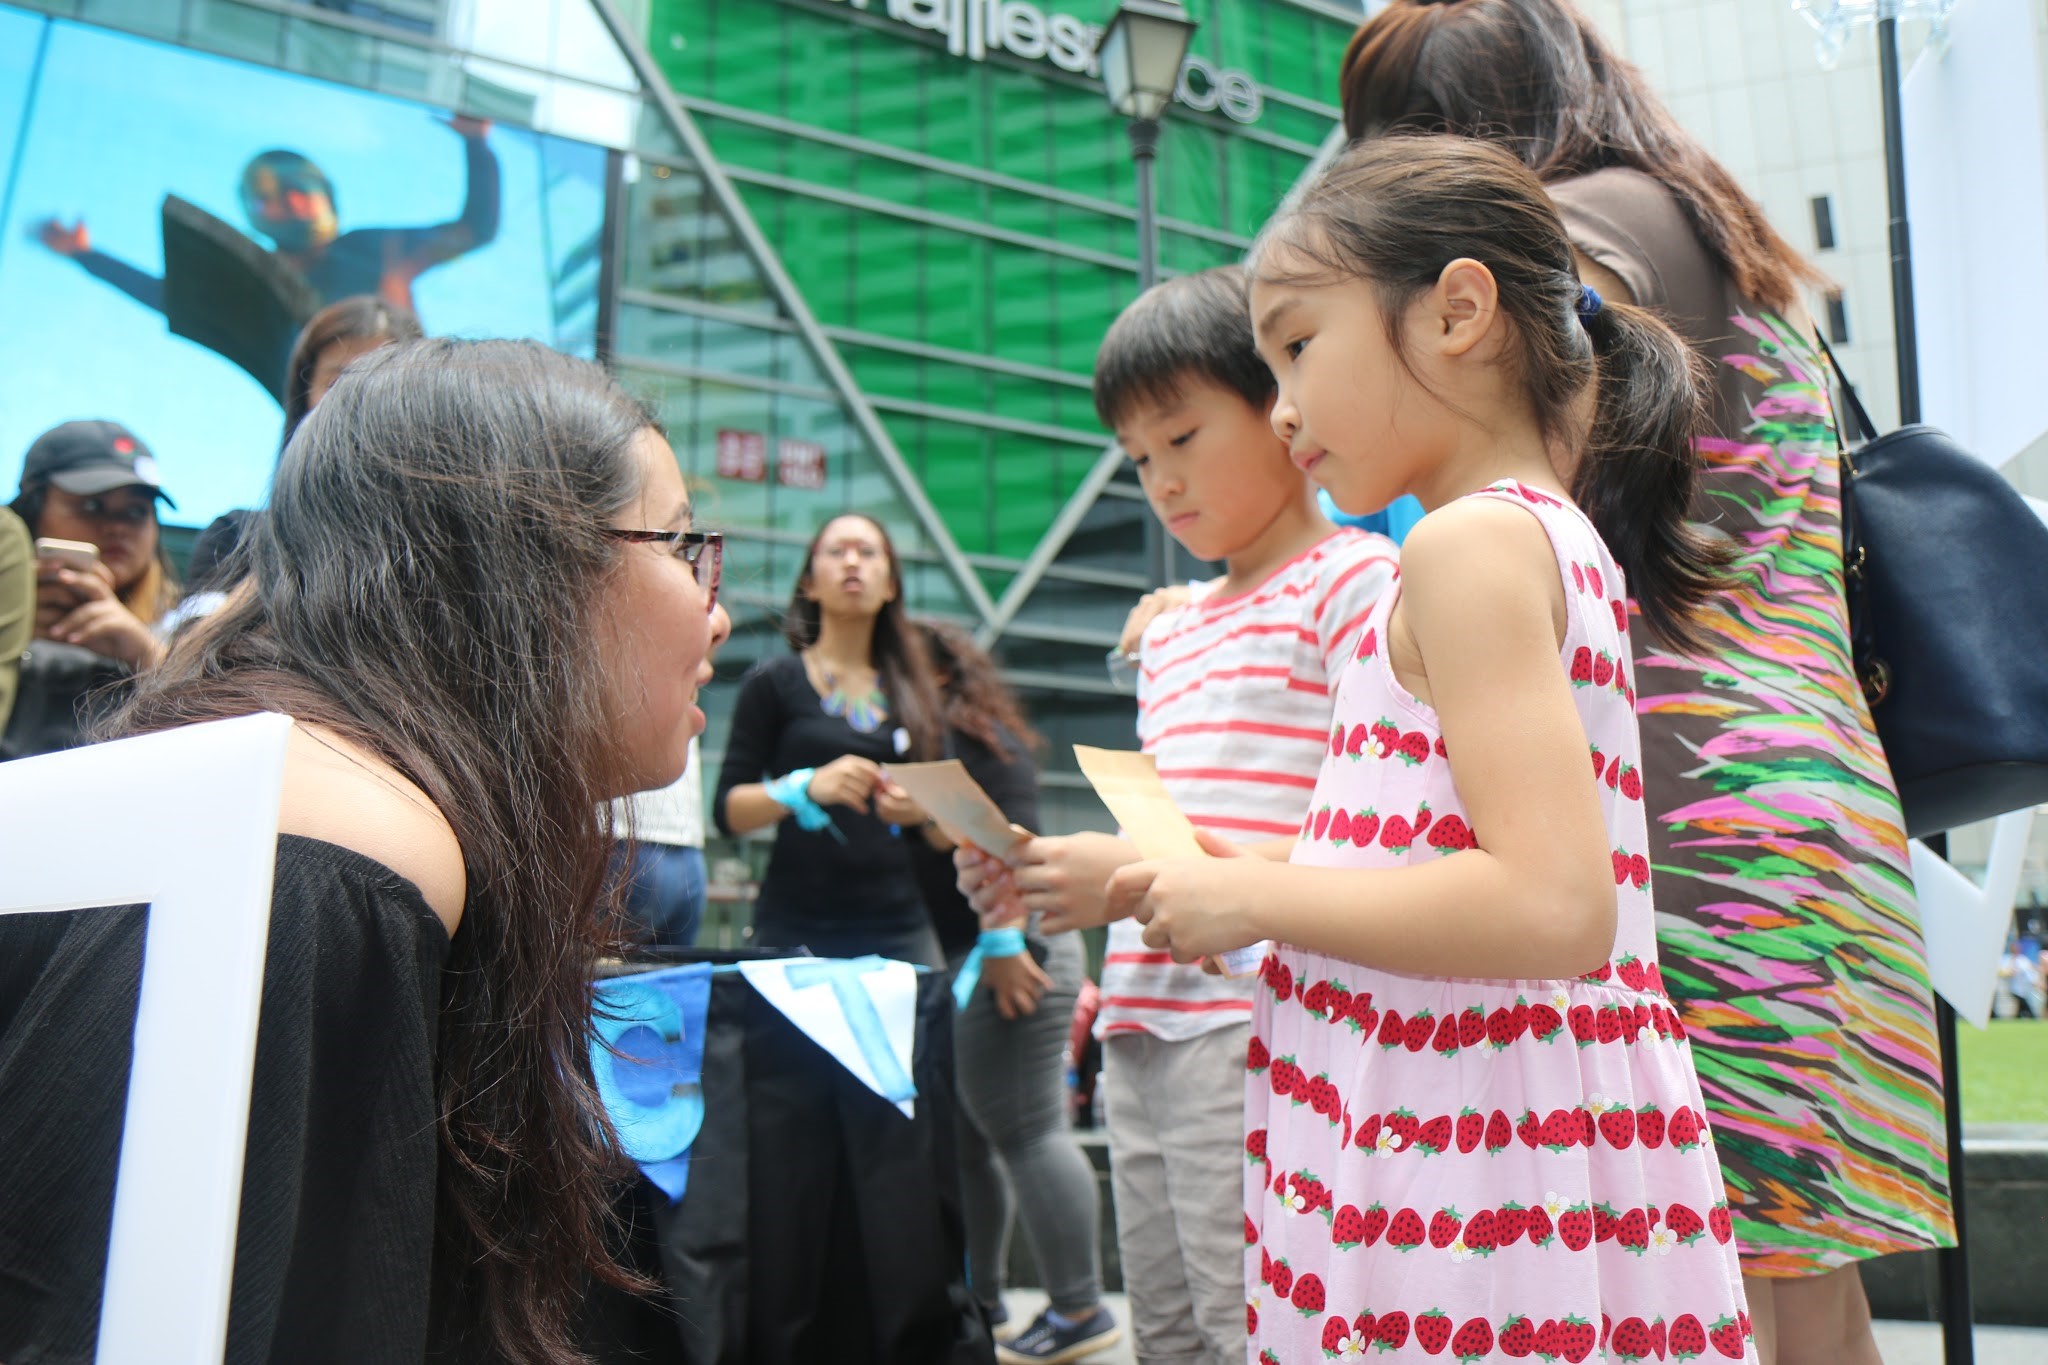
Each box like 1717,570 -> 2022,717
64,495 -> 156,525
604,528 -> 723,613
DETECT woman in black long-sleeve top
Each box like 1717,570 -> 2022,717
714,513 -> 949,966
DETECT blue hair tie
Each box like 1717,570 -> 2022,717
1576,284 -> 1604,322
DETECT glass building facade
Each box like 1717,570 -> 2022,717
0,0 -> 1365,840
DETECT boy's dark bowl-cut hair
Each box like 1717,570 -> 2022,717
1093,265 -> 1275,430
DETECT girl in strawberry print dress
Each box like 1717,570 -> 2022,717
1106,136 -> 1754,1363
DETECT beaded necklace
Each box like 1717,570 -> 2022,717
809,652 -> 889,734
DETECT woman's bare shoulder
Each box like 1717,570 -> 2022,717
279,723 -> 466,934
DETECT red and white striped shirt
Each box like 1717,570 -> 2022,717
1099,529 -> 1399,1041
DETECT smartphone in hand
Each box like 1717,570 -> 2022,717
34,537 -> 102,573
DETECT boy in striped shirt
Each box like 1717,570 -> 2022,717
962,267 -> 1395,1365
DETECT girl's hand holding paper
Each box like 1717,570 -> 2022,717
1109,828 -> 1268,964
956,845 -> 1027,929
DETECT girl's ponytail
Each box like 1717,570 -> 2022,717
1574,298 -> 1732,653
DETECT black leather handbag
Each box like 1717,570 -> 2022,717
1825,342 -> 2048,836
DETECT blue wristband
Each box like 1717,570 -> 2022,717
951,928 -> 1030,1011
764,768 -> 836,834
977,928 -> 1028,958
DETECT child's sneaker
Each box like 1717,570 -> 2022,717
994,1305 -> 1121,1364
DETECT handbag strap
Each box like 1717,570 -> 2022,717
1813,331 -> 1881,446
1810,332 -> 1886,702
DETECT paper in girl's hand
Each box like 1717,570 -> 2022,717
882,760 -> 1032,862
1071,746 -> 1205,860
1075,746 -> 1269,977
1213,944 -> 1269,977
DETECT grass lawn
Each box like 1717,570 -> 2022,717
1957,1020 -> 2048,1127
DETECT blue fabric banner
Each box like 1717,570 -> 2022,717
590,963 -> 714,1203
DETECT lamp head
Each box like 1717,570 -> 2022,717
1098,0 -> 1199,122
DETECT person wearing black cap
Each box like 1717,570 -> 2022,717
1,421 -> 178,758
12,419 -> 179,673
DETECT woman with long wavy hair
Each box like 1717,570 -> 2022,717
0,338 -> 729,1363
714,512 -> 950,967
1338,4 -> 1952,1359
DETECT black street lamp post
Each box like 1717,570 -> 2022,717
1098,0 -> 1197,588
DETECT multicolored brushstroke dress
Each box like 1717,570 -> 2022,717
1553,167 -> 1955,1275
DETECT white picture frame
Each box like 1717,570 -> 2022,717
0,712 -> 290,1362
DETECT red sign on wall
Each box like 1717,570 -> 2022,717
776,438 -> 828,491
715,428 -> 767,483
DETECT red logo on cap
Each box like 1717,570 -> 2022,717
113,437 -> 135,454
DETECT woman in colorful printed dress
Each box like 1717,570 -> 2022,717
1337,3 -> 1953,1359
1111,134 -> 1752,1364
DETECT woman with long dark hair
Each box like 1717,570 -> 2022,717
0,339 -> 729,1363
1339,4 -> 1951,1358
911,621 -> 1118,1360
282,295 -> 425,444
714,512 -> 950,966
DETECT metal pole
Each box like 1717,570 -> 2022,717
1129,116 -> 1175,587
1875,12 -> 1969,1357
1878,13 -> 1921,426
1130,118 -> 1161,293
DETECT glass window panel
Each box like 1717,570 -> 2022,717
371,36 -> 438,101
682,375 -> 779,525
782,16 -> 852,129
654,7 -> 712,95
1052,204 -> 1129,258
1257,6 -> 1316,90
921,173 -> 983,221
79,0 -> 179,39
918,57 -> 980,166
853,155 -> 920,210
912,418 -> 994,556
920,362 -> 988,415
626,165 -> 706,295
988,70 -> 1053,187
989,434 -> 1071,559
987,191 -> 1054,241
701,115 -> 785,173
846,28 -> 926,148
282,17 -> 378,88
1045,84 -> 1127,207
846,346 -> 924,400
616,304 -> 702,368
849,214 -> 923,336
1159,121 -> 1224,227
1051,258 -> 1129,374
990,374 -> 1066,432
1055,390 -> 1108,436
918,232 -> 989,353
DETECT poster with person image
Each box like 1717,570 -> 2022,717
0,12 -> 608,531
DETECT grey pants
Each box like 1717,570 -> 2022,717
1103,1023 -> 1250,1365
952,932 -> 1104,1316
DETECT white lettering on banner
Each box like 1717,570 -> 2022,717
715,428 -> 767,482
817,0 -> 1265,124
776,437 -> 828,490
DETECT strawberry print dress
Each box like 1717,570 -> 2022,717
1244,483 -> 1754,1365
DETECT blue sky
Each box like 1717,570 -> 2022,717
0,13 -> 605,528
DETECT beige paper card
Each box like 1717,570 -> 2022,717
884,760 -> 1031,861
1072,745 -> 1205,859
1072,745 -> 1267,978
